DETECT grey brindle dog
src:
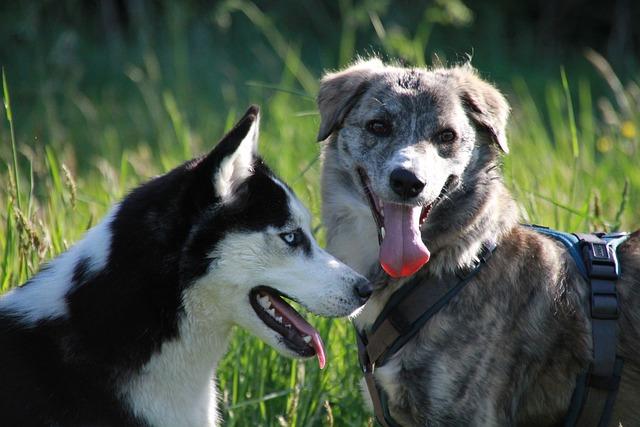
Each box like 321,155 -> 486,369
317,58 -> 640,426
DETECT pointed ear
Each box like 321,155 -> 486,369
210,105 -> 260,199
453,66 -> 510,153
316,58 -> 383,142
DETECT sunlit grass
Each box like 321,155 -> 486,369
0,1 -> 638,426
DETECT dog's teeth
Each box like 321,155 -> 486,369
268,308 -> 276,317
258,295 -> 271,309
302,335 -> 312,344
285,324 -> 292,329
276,316 -> 283,323
381,227 -> 385,239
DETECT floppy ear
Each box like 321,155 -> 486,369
316,58 -> 383,141
453,66 -> 510,153
209,105 -> 260,199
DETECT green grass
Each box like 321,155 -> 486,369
1,1 -> 639,426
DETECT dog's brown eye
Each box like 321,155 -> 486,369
366,119 -> 392,137
438,129 -> 456,143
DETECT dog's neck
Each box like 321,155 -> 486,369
121,284 -> 234,427
421,171 -> 519,278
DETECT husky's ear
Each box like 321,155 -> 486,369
453,66 -> 510,153
316,58 -> 383,142
209,105 -> 260,199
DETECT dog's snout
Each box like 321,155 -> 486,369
354,278 -> 373,303
390,168 -> 425,199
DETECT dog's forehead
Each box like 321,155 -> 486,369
361,69 -> 461,119
217,166 -> 294,231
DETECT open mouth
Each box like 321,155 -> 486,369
357,167 -> 433,278
249,286 -> 326,369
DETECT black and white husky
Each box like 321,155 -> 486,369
0,106 -> 371,427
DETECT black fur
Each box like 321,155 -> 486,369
0,106 -> 296,427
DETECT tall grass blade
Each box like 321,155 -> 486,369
1,199 -> 14,290
560,67 -> 579,159
531,191 -> 593,220
3,68 -> 21,210
222,0 -> 318,95
613,180 -> 629,230
163,91 -> 192,159
584,48 -> 632,117
227,388 -> 294,410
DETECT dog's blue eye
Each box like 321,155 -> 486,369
366,119 -> 392,137
280,229 -> 302,246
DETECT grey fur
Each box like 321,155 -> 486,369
318,59 -> 640,426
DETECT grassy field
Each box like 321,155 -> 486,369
1,1 -> 639,426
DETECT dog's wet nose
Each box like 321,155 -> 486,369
354,278 -> 373,303
390,168 -> 425,199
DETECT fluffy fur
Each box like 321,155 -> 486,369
0,105 -> 369,427
318,59 -> 640,426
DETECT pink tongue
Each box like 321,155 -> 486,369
268,295 -> 327,369
379,202 -> 430,278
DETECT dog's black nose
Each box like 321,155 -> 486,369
390,168 -> 425,199
355,278 -> 373,303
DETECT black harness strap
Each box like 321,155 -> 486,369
569,233 -> 625,427
356,242 -> 496,427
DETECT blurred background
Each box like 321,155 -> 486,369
1,1 -> 639,425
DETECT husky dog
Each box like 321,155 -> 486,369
317,59 -> 640,425
0,106 -> 371,427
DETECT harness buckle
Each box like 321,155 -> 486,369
581,240 -> 620,320
356,329 -> 374,373
583,242 -> 618,280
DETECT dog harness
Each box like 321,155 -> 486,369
528,225 -> 629,427
355,225 -> 629,427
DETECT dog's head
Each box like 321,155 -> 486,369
181,106 -> 371,368
317,59 -> 509,278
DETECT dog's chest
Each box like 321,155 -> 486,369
120,312 -> 231,427
371,312 -> 507,425
121,349 -> 220,427
357,275 -> 530,426
361,267 -> 583,426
